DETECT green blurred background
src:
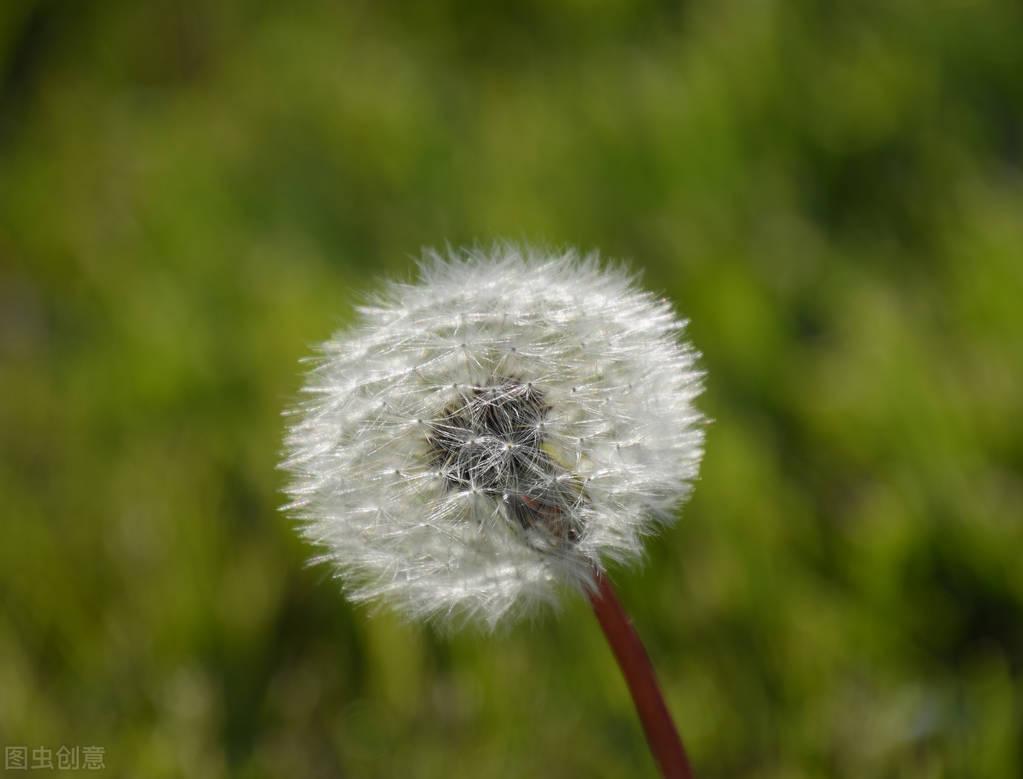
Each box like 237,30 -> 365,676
2,1 -> 1022,776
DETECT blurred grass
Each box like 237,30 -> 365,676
2,0 -> 1022,776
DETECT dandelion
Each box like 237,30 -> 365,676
282,244 -> 705,778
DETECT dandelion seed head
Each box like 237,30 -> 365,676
281,244 -> 705,628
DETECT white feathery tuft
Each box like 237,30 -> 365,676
281,244 -> 705,629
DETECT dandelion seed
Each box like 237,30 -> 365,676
281,243 -> 705,628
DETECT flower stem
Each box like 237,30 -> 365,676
588,571 -> 694,779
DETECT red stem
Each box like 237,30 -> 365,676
588,571 -> 694,779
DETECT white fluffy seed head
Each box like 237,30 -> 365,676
281,244 -> 705,629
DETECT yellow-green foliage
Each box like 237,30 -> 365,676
1,1 -> 1021,776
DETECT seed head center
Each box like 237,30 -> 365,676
426,378 -> 582,546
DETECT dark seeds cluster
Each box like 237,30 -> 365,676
426,378 -> 583,547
